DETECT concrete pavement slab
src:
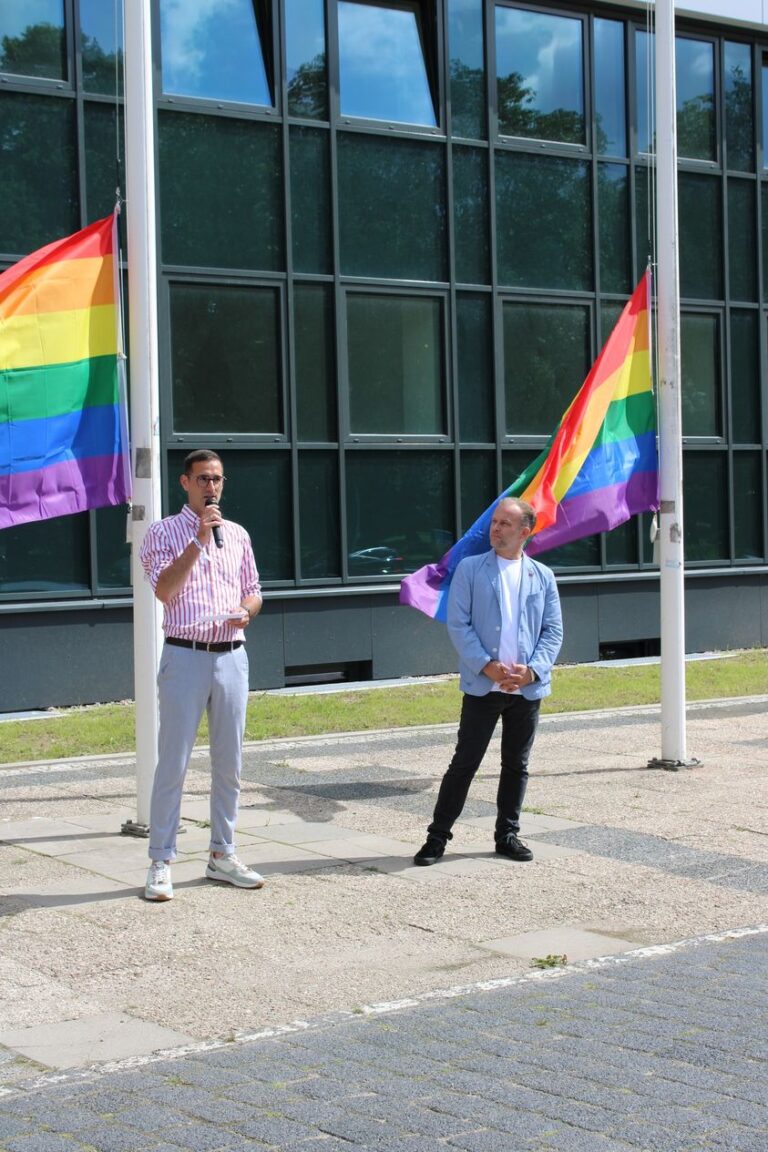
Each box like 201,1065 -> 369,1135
0,1014 -> 194,1070
476,926 -> 643,961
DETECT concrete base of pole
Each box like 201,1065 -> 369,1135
120,819 -> 150,837
647,757 -> 702,772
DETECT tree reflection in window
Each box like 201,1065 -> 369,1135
338,0 -> 437,127
286,0 -> 327,118
159,0 -> 272,107
495,6 -> 584,144
0,2 -> 66,80
80,0 -> 124,95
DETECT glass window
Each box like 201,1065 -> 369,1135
731,312 -> 760,444
168,449 -> 293,581
503,302 -> 591,435
681,313 -> 720,437
679,173 -> 722,300
733,452 -> 763,561
728,180 -> 757,302
347,295 -> 445,435
169,284 -> 282,434
338,0 -> 436,127
496,152 -> 591,291
457,294 -> 494,443
448,0 -> 485,140
298,452 -> 340,577
346,451 -> 453,574
598,164 -> 630,295
724,42 -> 753,172
80,0 -> 124,95
460,450 -> 496,532
635,30 -> 654,155
502,448 -> 600,567
84,101 -> 125,222
0,93 -> 78,255
290,126 -> 331,274
762,56 -> 768,169
594,18 -> 626,157
159,112 -> 283,271
676,37 -> 715,162
0,0 -> 66,80
96,504 -> 130,590
495,6 -> 584,145
338,134 -> 446,281
605,519 -> 638,566
0,515 -> 89,594
453,146 -> 489,285
635,164 -> 654,275
286,0 -> 327,119
683,452 -> 728,561
159,0 -> 271,106
763,185 -> 768,298
295,284 -> 336,443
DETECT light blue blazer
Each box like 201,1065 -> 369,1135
446,550 -> 563,698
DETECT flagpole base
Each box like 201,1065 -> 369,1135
647,757 -> 702,772
121,819 -> 150,838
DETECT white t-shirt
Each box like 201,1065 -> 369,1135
492,555 -> 523,693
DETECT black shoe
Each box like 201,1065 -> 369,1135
495,834 -> 533,862
414,836 -> 446,866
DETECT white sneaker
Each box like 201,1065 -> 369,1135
206,853 -> 264,889
145,860 -> 173,901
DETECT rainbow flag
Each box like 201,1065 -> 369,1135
0,212 -> 131,530
400,271 -> 657,620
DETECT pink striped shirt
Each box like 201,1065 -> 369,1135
140,504 -> 261,643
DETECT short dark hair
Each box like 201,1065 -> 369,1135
183,449 -> 222,476
497,496 -> 537,533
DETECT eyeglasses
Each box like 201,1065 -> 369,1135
193,474 -> 226,488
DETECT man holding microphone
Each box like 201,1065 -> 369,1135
140,449 -> 264,901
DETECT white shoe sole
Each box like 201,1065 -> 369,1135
144,889 -> 173,901
205,866 -> 264,889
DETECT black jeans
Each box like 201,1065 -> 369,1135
428,691 -> 541,845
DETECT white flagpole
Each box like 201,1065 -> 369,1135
651,0 -> 698,770
121,0 -> 163,834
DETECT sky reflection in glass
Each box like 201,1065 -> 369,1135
338,1 -> 436,127
495,7 -> 584,143
160,0 -> 271,107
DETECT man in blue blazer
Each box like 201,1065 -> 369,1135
414,497 -> 563,865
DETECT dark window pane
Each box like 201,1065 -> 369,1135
605,518 -> 638,566
763,185 -> 768,297
679,173 -> 722,300
290,126 -> 331,274
542,535 -> 600,568
725,42 -> 753,172
502,448 -> 537,490
598,164 -> 630,295
0,515 -> 89,593
347,295 -> 444,435
168,450 -> 293,581
460,450 -> 496,532
159,112 -> 283,271
457,294 -> 494,443
762,58 -> 768,169
448,0 -> 485,139
80,0 -> 124,95
681,313 -> 720,437
635,164 -> 655,276
286,0 -> 327,118
495,7 -> 584,144
0,1 -> 66,80
496,152 -> 591,291
635,30 -> 654,154
733,452 -> 763,560
338,0 -> 436,127
170,284 -> 282,434
594,18 -> 626,156
338,134 -> 446,281
346,451 -> 453,573
96,504 -> 130,590
731,311 -> 760,444
298,452 -> 340,577
683,452 -> 728,561
503,302 -> 590,435
84,101 -> 125,222
0,93 -> 78,255
728,180 -> 757,302
676,37 -> 715,162
159,0 -> 271,106
453,146 -> 489,284
295,284 -> 336,442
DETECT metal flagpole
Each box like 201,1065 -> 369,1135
121,0 -> 163,834
649,0 -> 699,770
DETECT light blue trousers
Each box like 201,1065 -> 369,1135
148,643 -> 249,862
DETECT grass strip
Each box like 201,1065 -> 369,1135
1,649 -> 766,767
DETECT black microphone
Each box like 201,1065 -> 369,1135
204,496 -> 224,549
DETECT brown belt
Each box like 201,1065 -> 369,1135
165,637 -> 243,653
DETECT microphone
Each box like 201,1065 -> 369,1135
204,496 -> 224,549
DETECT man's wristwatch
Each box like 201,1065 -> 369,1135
191,537 -> 205,552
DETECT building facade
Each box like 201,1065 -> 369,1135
1,0 -> 768,708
